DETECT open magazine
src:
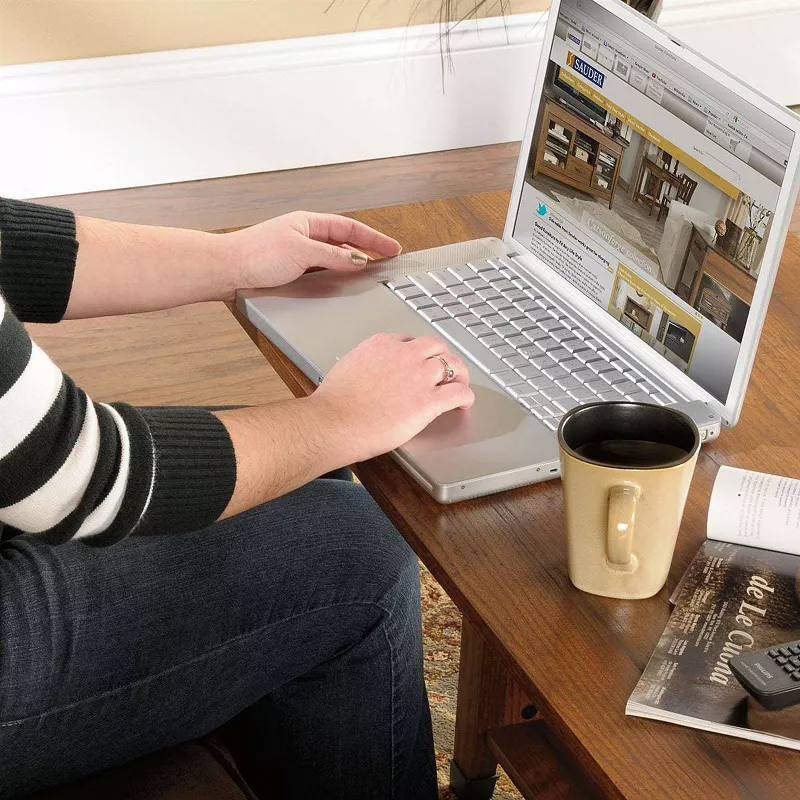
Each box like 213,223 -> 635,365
626,467 -> 800,749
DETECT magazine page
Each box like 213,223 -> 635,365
627,540 -> 800,748
708,467 -> 800,556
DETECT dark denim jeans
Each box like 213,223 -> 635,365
0,470 -> 436,799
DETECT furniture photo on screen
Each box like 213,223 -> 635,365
675,223 -> 755,343
658,172 -> 698,222
659,317 -> 696,363
623,297 -> 653,329
635,155 -> 682,217
530,66 -> 625,210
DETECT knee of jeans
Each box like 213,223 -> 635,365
318,483 -> 421,610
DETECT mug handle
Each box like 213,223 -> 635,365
607,485 -> 641,566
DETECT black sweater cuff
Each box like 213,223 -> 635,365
133,407 -> 237,537
0,198 -> 78,323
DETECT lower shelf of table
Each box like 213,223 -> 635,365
485,721 -> 598,799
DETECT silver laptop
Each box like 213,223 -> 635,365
238,0 -> 800,503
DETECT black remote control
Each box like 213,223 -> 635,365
730,640 -> 800,711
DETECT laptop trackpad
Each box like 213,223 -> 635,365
400,368 -> 559,486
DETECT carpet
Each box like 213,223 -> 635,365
552,191 -> 653,253
420,562 -> 523,800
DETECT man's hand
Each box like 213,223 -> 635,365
225,211 -> 403,290
309,333 -> 475,464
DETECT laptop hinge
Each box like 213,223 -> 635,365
670,400 -> 722,442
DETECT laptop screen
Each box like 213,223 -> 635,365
512,0 -> 795,404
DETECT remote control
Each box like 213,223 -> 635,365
730,640 -> 800,711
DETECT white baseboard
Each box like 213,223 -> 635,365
1,0 -> 798,199
664,0 -> 800,107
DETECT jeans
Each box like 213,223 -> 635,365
0,470 -> 437,799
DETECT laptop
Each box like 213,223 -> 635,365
238,0 -> 800,503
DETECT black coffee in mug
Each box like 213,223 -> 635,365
574,439 -> 688,469
560,402 -> 698,471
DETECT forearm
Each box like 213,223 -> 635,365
65,215 -> 236,319
213,396 -> 355,519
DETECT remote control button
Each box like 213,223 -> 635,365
790,655 -> 800,667
790,644 -> 800,655
780,647 -> 793,657
784,664 -> 795,673
793,671 -> 800,681
777,656 -> 789,665
768,649 -> 780,658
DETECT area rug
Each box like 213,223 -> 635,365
552,191 -> 654,255
420,562 -> 523,800
550,191 -> 664,282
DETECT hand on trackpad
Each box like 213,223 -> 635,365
311,333 -> 475,462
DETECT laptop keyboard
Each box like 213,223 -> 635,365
387,257 -> 675,431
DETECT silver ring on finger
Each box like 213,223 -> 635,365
431,354 -> 455,385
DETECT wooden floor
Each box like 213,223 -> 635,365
35,143 -> 521,231
28,142 -> 800,408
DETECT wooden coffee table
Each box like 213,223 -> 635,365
230,191 -> 800,799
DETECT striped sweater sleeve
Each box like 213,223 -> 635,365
0,198 -> 237,545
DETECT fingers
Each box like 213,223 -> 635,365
368,332 -> 413,344
413,336 -> 451,359
302,238 -> 371,272
365,333 -> 471,390
436,381 -> 476,412
388,336 -> 470,387
424,351 -> 470,387
305,213 -> 402,258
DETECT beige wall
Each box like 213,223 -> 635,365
0,0 -> 550,66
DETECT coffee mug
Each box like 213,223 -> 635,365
557,402 -> 700,600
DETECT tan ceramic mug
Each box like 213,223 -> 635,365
557,402 -> 700,600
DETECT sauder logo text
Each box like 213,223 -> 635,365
566,52 -> 605,89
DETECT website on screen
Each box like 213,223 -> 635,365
514,0 -> 794,402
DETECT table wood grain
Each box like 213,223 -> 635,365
231,191 -> 800,799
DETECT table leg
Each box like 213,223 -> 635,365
451,619 -> 533,800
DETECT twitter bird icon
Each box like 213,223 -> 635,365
537,202 -> 547,216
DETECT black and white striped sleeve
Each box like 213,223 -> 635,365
0,198 -> 237,545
